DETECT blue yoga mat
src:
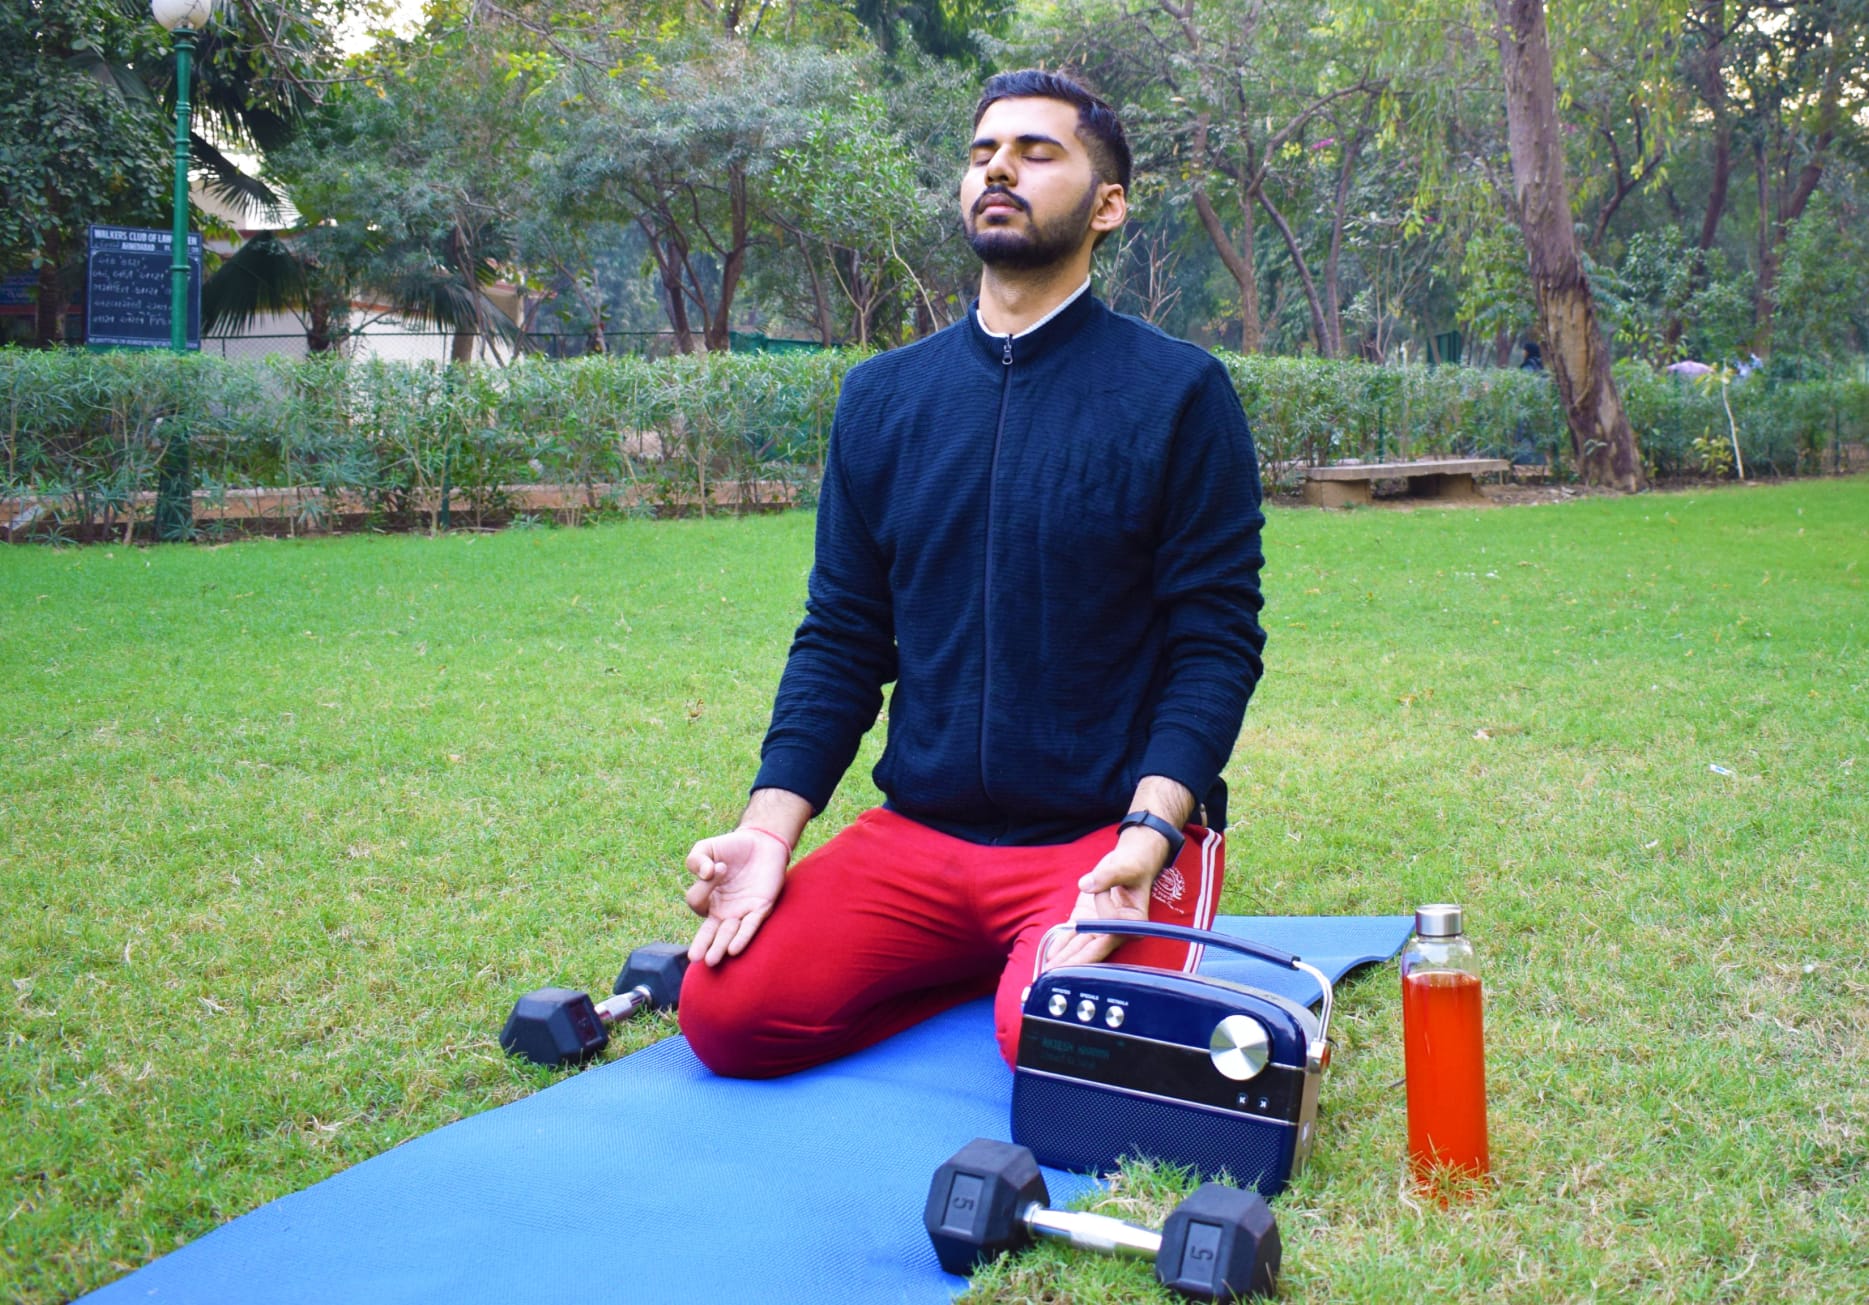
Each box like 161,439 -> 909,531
82,916 -> 1411,1304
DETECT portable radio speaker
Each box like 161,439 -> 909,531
1011,920 -> 1335,1197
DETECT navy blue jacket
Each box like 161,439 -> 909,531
753,291 -> 1266,844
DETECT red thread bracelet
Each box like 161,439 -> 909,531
742,825 -> 794,858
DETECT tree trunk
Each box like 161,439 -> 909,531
1258,187 -> 1328,356
640,216 -> 697,354
1752,8 -> 1843,355
34,229 -> 64,348
1192,187 -> 1263,352
1322,107 -> 1372,360
1188,116 -> 1263,352
799,233 -> 834,347
307,293 -> 340,353
1755,126 -> 1835,356
1665,0 -> 1731,352
703,165 -> 750,353
1495,0 -> 1644,491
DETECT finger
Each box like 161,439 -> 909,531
1047,929 -> 1105,970
684,878 -> 715,916
1098,886 -> 1149,919
724,902 -> 772,958
688,917 -> 719,965
704,909 -> 744,967
1056,931 -> 1121,969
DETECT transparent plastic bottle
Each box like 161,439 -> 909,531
1400,903 -> 1489,1179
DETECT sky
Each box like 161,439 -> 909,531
336,0 -> 427,54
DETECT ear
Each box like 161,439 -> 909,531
1089,181 -> 1127,239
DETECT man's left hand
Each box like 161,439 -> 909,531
1042,827 -> 1170,970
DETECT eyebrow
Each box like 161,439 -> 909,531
970,132 -> 1068,153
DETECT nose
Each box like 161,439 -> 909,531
983,143 -> 1016,186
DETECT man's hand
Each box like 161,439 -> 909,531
1043,775 -> 1195,971
1042,828 -> 1167,970
684,830 -> 788,966
684,788 -> 812,968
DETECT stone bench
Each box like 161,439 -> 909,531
1300,458 -> 1510,508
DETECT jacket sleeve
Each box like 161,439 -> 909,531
750,408 -> 898,812
1135,359 -> 1267,815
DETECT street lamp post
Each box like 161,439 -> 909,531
151,0 -> 213,542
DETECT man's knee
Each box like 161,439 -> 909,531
678,958 -> 797,1079
680,957 -> 773,1069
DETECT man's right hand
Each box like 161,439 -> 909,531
684,829 -> 789,966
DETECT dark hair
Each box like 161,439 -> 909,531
973,69 -> 1132,195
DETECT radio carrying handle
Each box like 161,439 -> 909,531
1046,918 -> 1335,1069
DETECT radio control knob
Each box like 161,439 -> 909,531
1104,1005 -> 1125,1029
1048,991 -> 1069,1018
1209,1014 -> 1271,1080
1076,997 -> 1097,1023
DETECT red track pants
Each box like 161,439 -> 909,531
680,807 -> 1224,1077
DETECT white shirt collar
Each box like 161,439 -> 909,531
975,278 -> 1092,341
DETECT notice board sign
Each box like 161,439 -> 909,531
85,225 -> 202,349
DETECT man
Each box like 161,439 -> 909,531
679,69 -> 1265,1077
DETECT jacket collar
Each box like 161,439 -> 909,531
966,286 -> 1101,368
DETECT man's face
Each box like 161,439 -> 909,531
961,96 -> 1107,271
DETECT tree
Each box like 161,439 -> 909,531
552,40 -> 847,352
1494,0 -> 1643,490
2,0 -> 341,346
765,91 -> 947,345
0,0 -> 170,345
1738,0 -> 1868,353
1050,0 -> 1384,354
207,8 -> 545,360
1771,192 -> 1869,364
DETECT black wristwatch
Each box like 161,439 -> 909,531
1117,810 -> 1186,870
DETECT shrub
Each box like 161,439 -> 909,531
3,346 -> 1861,540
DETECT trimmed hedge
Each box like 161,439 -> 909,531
3,347 -> 1864,540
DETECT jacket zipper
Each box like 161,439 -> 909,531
979,333 -> 1013,827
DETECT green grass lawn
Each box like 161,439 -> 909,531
4,479 -> 1865,1303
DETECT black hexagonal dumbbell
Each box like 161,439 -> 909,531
499,942 -> 689,1068
924,1138 -> 1280,1302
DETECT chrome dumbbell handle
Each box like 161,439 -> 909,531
592,985 -> 652,1024
1021,1204 -> 1163,1261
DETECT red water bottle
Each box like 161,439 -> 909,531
1400,903 -> 1489,1180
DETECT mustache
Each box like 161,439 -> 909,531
972,185 -> 1030,216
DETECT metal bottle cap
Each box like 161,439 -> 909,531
1414,903 -> 1464,937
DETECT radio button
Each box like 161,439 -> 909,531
1076,997 -> 1097,1023
1048,992 -> 1069,1018
1209,1014 -> 1271,1080
1104,1005 -> 1125,1030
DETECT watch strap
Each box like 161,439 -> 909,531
1117,810 -> 1186,869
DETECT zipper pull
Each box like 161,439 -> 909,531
1002,335 -> 1013,366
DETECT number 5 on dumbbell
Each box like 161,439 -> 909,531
925,1138 -> 1279,1301
499,942 -> 687,1068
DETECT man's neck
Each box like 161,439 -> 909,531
975,256 -> 1095,335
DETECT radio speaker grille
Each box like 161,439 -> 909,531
1013,1074 -> 1296,1196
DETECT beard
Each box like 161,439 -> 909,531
965,182 -> 1098,270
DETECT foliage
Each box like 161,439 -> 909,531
1771,193 -> 1869,365
0,348 -> 859,540
0,0 -> 343,345
9,349 -> 1865,543
206,11 -> 546,357
766,91 -> 949,345
0,1 -> 170,285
